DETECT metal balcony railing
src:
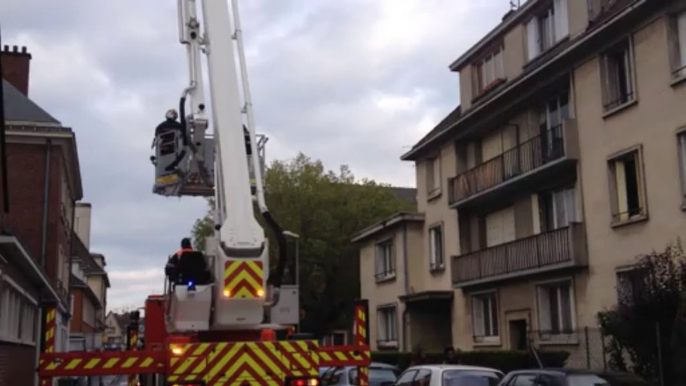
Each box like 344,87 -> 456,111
452,223 -> 585,285
449,125 -> 565,205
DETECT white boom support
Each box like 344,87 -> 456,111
160,0 -> 282,331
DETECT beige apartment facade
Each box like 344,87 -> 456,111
355,0 -> 686,354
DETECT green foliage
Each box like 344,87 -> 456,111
191,153 -> 415,336
370,350 -> 570,373
597,240 -> 686,385
191,198 -> 215,251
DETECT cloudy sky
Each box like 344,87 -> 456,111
2,0 -> 511,310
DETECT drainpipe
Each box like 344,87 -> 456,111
33,304 -> 43,386
66,197 -> 76,318
401,222 -> 409,351
40,140 -> 52,268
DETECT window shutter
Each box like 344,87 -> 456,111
377,310 -> 386,341
554,0 -> 569,41
429,229 -> 436,265
615,161 -> 629,221
678,12 -> 686,69
375,246 -> 382,275
527,18 -> 541,61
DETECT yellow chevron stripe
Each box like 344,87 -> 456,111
85,359 -> 101,369
334,352 -> 347,361
193,343 -> 211,356
174,357 -> 198,375
207,344 -> 240,379
122,358 -> 137,368
282,344 -> 314,371
224,261 -> 243,279
245,261 -> 263,278
227,270 -> 261,292
319,352 -> 332,361
190,357 -> 207,376
246,342 -> 282,378
168,376 -> 179,382
66,359 -> 82,370
232,287 -> 255,299
140,357 -> 154,368
104,358 -> 120,369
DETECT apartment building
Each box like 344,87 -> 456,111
0,44 -> 86,383
355,0 -> 686,353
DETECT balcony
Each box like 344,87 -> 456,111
452,223 -> 587,288
449,120 -> 579,208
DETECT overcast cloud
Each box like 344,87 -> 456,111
1,0 -> 510,310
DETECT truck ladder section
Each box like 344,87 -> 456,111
38,301 -> 371,386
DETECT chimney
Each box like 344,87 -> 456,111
1,45 -> 32,96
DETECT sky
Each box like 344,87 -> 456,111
2,0 -> 512,310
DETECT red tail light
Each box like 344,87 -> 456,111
289,378 -> 319,386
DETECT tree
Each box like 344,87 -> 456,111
191,153 -> 415,336
191,198 -> 215,251
597,240 -> 686,385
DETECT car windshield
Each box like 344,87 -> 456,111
349,368 -> 397,385
568,374 -> 652,386
443,370 -> 501,386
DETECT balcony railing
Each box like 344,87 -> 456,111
449,125 -> 567,205
452,223 -> 586,286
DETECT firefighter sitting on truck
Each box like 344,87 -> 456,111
165,238 -> 210,287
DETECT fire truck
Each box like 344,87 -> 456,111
38,0 -> 371,385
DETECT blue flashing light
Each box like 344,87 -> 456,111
187,281 -> 196,291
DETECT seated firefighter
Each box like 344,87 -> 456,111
165,238 -> 211,287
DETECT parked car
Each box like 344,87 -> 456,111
321,362 -> 400,386
496,369 -> 654,386
394,365 -> 505,386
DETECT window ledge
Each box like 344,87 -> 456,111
611,213 -> 648,228
537,336 -> 579,346
427,189 -> 442,202
377,340 -> 399,349
430,264 -> 445,274
602,99 -> 638,119
472,339 -> 501,348
671,73 -> 686,88
375,274 -> 397,284
681,201 -> 686,211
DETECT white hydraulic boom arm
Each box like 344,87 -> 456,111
154,0 -> 288,331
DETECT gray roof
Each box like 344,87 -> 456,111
2,79 -> 60,124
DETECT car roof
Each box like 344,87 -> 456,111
506,368 -> 640,376
405,365 -> 503,373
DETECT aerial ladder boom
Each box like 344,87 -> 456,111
152,0 -> 285,331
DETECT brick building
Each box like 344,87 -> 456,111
0,45 -> 84,384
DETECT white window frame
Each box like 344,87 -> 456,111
376,305 -> 398,348
668,10 -> 686,80
471,290 -> 499,344
526,0 -> 568,61
536,278 -> 577,342
426,155 -> 442,199
375,238 -> 395,282
0,274 -> 38,346
600,37 -> 637,114
607,146 -> 647,224
678,129 -> 686,205
429,224 -> 444,270
477,46 -> 505,93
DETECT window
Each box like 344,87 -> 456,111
601,38 -> 636,112
526,0 -> 569,60
426,156 -> 441,198
376,306 -> 397,345
537,280 -> 574,335
429,225 -> 444,270
507,374 -> 537,386
539,187 -> 576,232
679,132 -> 686,200
476,46 -> 505,94
617,267 -> 648,306
396,371 -> 418,386
608,148 -> 646,223
472,291 -> 499,342
444,370 -> 502,386
0,279 -> 38,345
413,370 -> 432,386
588,0 -> 618,22
668,10 -> 686,79
538,91 -> 570,161
374,239 -> 395,281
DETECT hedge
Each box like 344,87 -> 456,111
371,350 -> 570,373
